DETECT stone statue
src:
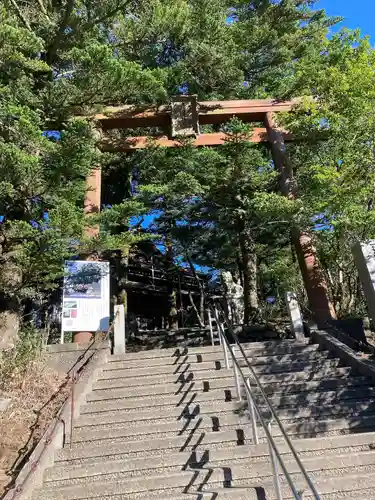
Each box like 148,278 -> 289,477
221,271 -> 244,325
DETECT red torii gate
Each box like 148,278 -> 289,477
84,96 -> 335,324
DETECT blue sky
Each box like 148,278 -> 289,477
319,0 -> 374,42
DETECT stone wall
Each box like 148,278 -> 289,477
44,341 -> 111,377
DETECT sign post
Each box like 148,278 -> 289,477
61,261 -> 110,343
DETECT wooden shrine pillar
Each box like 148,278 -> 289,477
84,167 -> 102,237
264,112 -> 336,324
74,127 -> 102,343
84,126 -> 102,238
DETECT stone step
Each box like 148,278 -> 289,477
76,385 -> 375,430
61,413 -> 375,460
116,341 -> 318,361
108,347 -> 328,370
77,399 -> 238,425
72,412 -> 251,444
48,432 -> 375,480
45,437 -> 375,486
253,378 -> 374,403
73,398 -> 375,443
100,356 -> 340,380
96,357 -> 342,388
44,450 -> 375,491
70,412 -> 375,451
80,376 -> 371,417
89,367 -> 353,405
69,421 -> 252,449
56,427 -> 254,463
34,486 -> 261,500
35,455 -> 375,499
93,373 -> 239,395
93,359 -> 345,394
200,470 -> 375,500
85,386 -> 238,408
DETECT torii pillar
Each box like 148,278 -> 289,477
84,166 -> 102,237
84,125 -> 102,237
264,112 -> 336,324
73,127 -> 102,344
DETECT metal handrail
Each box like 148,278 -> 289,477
211,305 -> 321,500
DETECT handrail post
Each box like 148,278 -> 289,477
222,325 -> 230,369
233,345 -> 242,401
213,307 -> 229,368
214,306 -> 222,345
246,378 -> 259,444
268,421 -> 283,500
208,308 -> 215,346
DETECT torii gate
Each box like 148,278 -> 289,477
84,96 -> 336,324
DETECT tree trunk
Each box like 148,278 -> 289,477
265,112 -> 336,324
238,227 -> 259,324
236,252 -> 244,288
291,228 -> 336,323
118,247 -> 129,315
186,254 -> 205,326
166,240 -> 178,330
188,291 -> 204,328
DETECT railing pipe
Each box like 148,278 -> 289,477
246,378 -> 259,444
233,345 -> 242,401
214,305 -> 222,345
268,421 -> 284,500
216,315 -> 229,369
212,309 -> 258,442
207,309 -> 215,346
217,305 -> 320,500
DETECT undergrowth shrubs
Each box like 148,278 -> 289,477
0,327 -> 43,388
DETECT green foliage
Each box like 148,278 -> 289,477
282,31 -> 375,317
2,0 -> 375,328
133,118 -> 299,318
0,5 -> 146,331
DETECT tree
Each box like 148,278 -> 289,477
3,0 -> 372,337
135,119 -> 297,324
0,11 -> 145,346
230,0 -> 341,98
283,30 -> 375,318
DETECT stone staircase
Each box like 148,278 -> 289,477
33,339 -> 375,499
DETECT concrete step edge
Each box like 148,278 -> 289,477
34,467 -> 375,499
108,349 -> 331,369
62,414 -> 375,456
68,412 -> 375,449
55,431 -> 375,466
72,399 -> 375,441
45,449 -> 375,486
80,378 -> 372,415
110,342 -> 318,361
100,358 -> 341,378
75,393 -> 375,429
89,369 -> 354,402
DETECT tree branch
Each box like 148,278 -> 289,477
9,0 -> 32,31
188,291 -> 204,328
87,0 -> 131,29
36,0 -> 50,18
46,0 -> 75,65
